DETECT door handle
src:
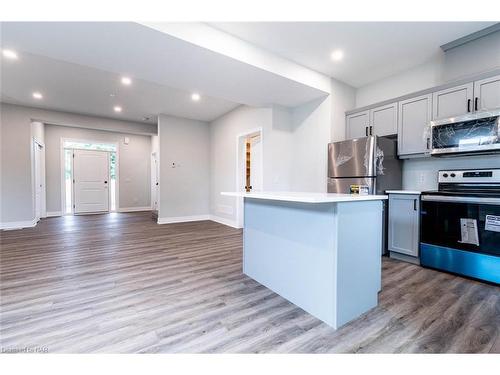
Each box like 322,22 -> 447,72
426,137 -> 430,150
369,126 -> 373,136
413,199 -> 417,211
474,97 -> 479,111
365,126 -> 368,136
467,99 -> 471,112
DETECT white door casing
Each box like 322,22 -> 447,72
73,149 -> 110,214
151,152 -> 159,212
34,142 -> 43,221
235,128 -> 263,228
249,135 -> 263,192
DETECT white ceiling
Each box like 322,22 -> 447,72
209,22 -> 497,87
1,52 -> 240,123
0,22 -> 328,125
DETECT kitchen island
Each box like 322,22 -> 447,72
221,191 -> 388,329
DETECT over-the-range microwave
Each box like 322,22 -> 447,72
431,109 -> 500,156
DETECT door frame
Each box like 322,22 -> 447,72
60,137 -> 119,215
235,127 -> 263,228
32,138 -> 46,221
151,151 -> 159,212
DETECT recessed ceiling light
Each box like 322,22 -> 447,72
2,49 -> 18,60
330,49 -> 344,62
113,106 -> 122,113
121,77 -> 132,85
32,92 -> 43,100
191,93 -> 201,101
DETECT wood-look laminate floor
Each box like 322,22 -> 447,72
1,212 -> 499,353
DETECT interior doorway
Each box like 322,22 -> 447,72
62,139 -> 118,215
151,152 -> 159,214
33,140 -> 44,222
235,129 -> 263,227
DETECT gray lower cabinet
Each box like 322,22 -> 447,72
432,82 -> 473,120
346,110 -> 369,139
388,194 -> 420,262
397,94 -> 432,157
474,74 -> 500,112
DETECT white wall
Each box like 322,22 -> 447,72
44,124 -> 152,213
1,103 -> 155,225
355,31 -> 500,108
158,114 -> 210,221
330,78 -> 356,142
209,106 -> 274,225
290,96 -> 332,192
209,76 -> 354,225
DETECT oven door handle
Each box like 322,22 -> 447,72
421,195 -> 500,205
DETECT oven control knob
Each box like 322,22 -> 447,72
450,173 -> 456,178
443,173 -> 449,178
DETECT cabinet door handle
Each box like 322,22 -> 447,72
413,199 -> 417,211
369,126 -> 373,136
467,99 -> 471,112
365,126 -> 368,136
426,137 -> 430,150
475,97 -> 479,111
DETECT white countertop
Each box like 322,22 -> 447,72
221,191 -> 388,203
386,190 -> 421,195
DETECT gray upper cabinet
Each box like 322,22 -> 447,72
370,102 -> 398,136
432,82 -> 473,120
346,110 -> 369,139
397,94 -> 432,156
388,194 -> 420,257
473,74 -> 500,112
345,71 -> 500,156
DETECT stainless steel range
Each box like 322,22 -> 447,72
420,168 -> 500,284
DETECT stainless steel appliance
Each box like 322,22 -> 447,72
420,169 -> 500,284
430,109 -> 500,156
327,136 -> 402,194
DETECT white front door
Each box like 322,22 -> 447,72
34,142 -> 43,221
73,149 -> 110,214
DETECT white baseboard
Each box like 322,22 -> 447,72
46,211 -> 62,217
118,206 -> 152,213
0,219 -> 37,230
209,215 -> 241,229
157,215 -> 210,225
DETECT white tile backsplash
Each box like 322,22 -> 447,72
402,154 -> 500,191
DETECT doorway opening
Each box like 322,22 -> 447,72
235,129 -> 263,227
33,140 -> 45,222
62,140 -> 118,215
151,152 -> 159,215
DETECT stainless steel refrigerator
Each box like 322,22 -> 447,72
327,136 -> 402,195
328,136 -> 402,255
